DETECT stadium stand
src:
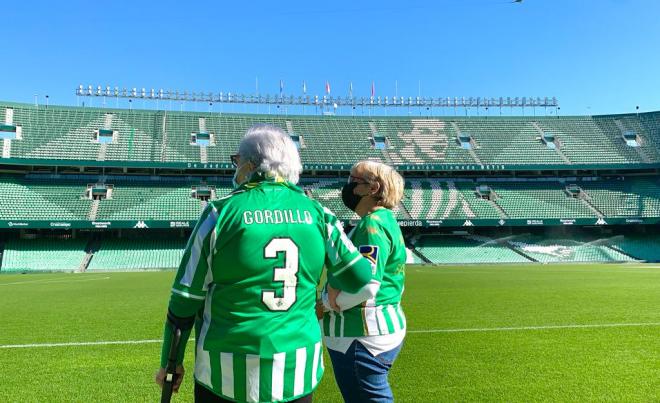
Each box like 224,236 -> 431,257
487,181 -> 597,219
292,117 -> 382,165
453,119 -> 566,165
3,101 -> 660,268
87,238 -> 186,271
536,117 -> 644,164
0,177 -> 92,220
399,179 -> 501,220
2,175 -> 660,223
608,234 -> 660,261
0,175 -> 234,223
0,106 -> 157,162
579,177 -> 660,217
96,181 -> 206,221
1,238 -> 88,272
414,233 -> 641,264
414,235 -> 531,264
507,234 -> 636,263
3,101 -> 660,168
373,119 -> 477,165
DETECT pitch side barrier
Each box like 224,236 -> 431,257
2,157 -> 660,173
1,217 -> 657,229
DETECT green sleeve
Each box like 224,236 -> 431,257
170,203 -> 218,301
322,207 -> 372,293
351,218 -> 391,282
160,204 -> 217,367
159,320 -> 194,368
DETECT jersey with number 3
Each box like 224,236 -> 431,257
168,178 -> 369,402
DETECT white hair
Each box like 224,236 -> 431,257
238,124 -> 302,184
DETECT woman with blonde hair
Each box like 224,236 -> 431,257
320,160 -> 407,403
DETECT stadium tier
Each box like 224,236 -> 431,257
3,100 -> 660,268
2,101 -> 660,170
0,238 -> 88,272
0,175 -> 234,226
2,230 -> 655,272
506,234 -> 635,263
607,234 -> 660,261
87,238 -> 186,271
0,177 -> 92,220
2,175 -> 660,228
414,234 -> 644,264
414,235 -> 531,264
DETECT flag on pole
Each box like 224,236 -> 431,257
279,80 -> 284,96
302,80 -> 307,95
371,81 -> 375,98
349,82 -> 353,98
325,81 -> 331,95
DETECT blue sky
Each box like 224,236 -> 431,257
3,0 -> 659,116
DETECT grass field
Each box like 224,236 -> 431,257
1,264 -> 659,402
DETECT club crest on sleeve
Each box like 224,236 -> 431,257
359,245 -> 379,265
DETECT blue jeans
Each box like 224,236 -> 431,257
328,340 -> 403,403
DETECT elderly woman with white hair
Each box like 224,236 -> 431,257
155,124 -> 373,403
320,160 -> 407,403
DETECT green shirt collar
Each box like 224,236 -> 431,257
241,171 -> 303,193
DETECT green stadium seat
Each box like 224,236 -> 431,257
1,238 -> 87,272
507,234 -> 636,263
414,235 -> 530,264
87,238 -> 186,271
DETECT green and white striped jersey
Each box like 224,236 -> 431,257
161,175 -> 372,402
322,208 -> 407,338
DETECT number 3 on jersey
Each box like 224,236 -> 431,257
262,238 -> 299,311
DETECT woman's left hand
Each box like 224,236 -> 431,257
327,285 -> 341,312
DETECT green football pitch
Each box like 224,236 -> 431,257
1,264 -> 659,402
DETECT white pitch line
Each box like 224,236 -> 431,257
0,276 -> 110,286
407,322 -> 660,334
0,338 -> 197,349
0,339 -> 163,349
2,322 -> 660,349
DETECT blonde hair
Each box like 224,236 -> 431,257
352,160 -> 404,209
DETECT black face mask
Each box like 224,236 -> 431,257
342,182 -> 364,212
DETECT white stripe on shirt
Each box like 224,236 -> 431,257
203,226 -> 217,291
376,305 -> 389,334
364,306 -> 379,336
387,304 -> 402,331
195,348 -> 212,388
245,354 -> 260,403
271,352 -> 285,401
333,255 -> 362,276
325,223 -> 340,265
221,352 -> 234,398
194,287 -> 214,387
181,207 -> 219,287
170,288 -> 205,300
294,347 -> 307,396
339,311 -> 345,337
329,312 -> 337,338
311,342 -> 321,388
397,304 -> 407,328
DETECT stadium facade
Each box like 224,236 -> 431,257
1,100 -> 660,271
